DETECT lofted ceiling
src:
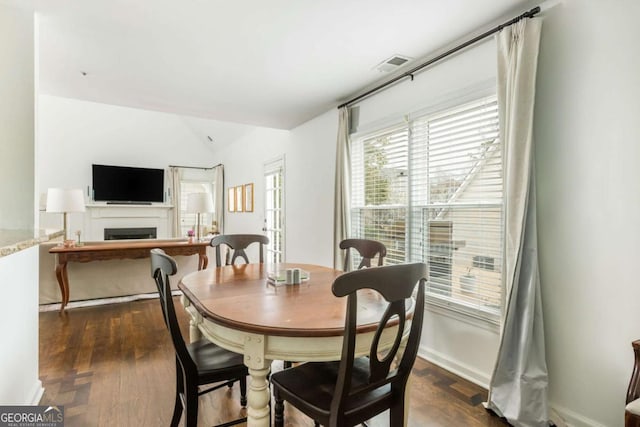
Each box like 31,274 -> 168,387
34,0 -> 533,130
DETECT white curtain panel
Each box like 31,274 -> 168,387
333,107 -> 351,270
486,18 -> 549,426
169,167 -> 182,238
213,165 -> 224,234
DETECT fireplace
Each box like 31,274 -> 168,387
84,204 -> 172,241
104,227 -> 157,240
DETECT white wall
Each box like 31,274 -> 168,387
0,3 -> 35,229
286,109 -> 337,266
36,94 -> 335,304
535,1 -> 640,426
0,246 -> 42,404
354,40 -> 496,133
213,109 -> 337,268
215,127 -> 289,238
38,95 -> 255,236
36,96 -> 259,302
0,3 -> 42,406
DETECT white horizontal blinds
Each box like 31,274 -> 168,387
351,95 -> 503,320
409,95 -> 503,318
264,159 -> 284,264
351,125 -> 408,269
180,181 -> 214,237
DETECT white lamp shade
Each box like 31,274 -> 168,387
46,188 -> 86,213
186,192 -> 214,213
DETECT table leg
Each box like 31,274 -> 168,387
198,252 -> 208,270
244,334 -> 271,427
54,261 -> 69,313
189,317 -> 202,343
247,364 -> 272,427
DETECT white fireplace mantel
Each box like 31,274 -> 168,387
84,203 -> 174,241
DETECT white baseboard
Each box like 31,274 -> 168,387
549,403 -> 609,427
38,290 -> 182,312
418,344 -> 491,389
28,380 -> 44,405
417,346 -> 601,427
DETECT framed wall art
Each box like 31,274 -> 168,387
235,185 -> 244,212
244,183 -> 254,212
228,187 -> 236,212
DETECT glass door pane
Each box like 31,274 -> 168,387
264,158 -> 284,264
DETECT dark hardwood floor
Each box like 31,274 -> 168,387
39,298 -> 510,426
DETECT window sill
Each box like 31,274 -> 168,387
425,295 -> 501,333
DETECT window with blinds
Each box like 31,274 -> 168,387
180,181 -> 214,238
350,95 -> 503,322
351,125 -> 409,265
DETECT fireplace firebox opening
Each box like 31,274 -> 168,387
104,227 -> 157,240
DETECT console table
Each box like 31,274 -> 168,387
49,239 -> 209,313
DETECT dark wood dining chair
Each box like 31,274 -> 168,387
150,248 -> 248,427
271,262 -> 427,427
340,238 -> 387,271
209,234 -> 269,267
626,340 -> 640,427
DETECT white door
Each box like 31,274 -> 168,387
263,158 -> 285,264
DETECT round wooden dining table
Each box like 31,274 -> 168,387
178,262 -> 414,427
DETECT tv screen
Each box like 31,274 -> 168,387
92,164 -> 164,203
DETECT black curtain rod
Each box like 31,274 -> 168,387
337,5 -> 541,109
168,163 -> 222,170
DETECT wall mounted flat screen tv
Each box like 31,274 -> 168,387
92,164 -> 164,203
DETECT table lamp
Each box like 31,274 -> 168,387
186,192 -> 214,241
46,188 -> 86,240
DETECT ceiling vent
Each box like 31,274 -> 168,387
374,54 -> 412,73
